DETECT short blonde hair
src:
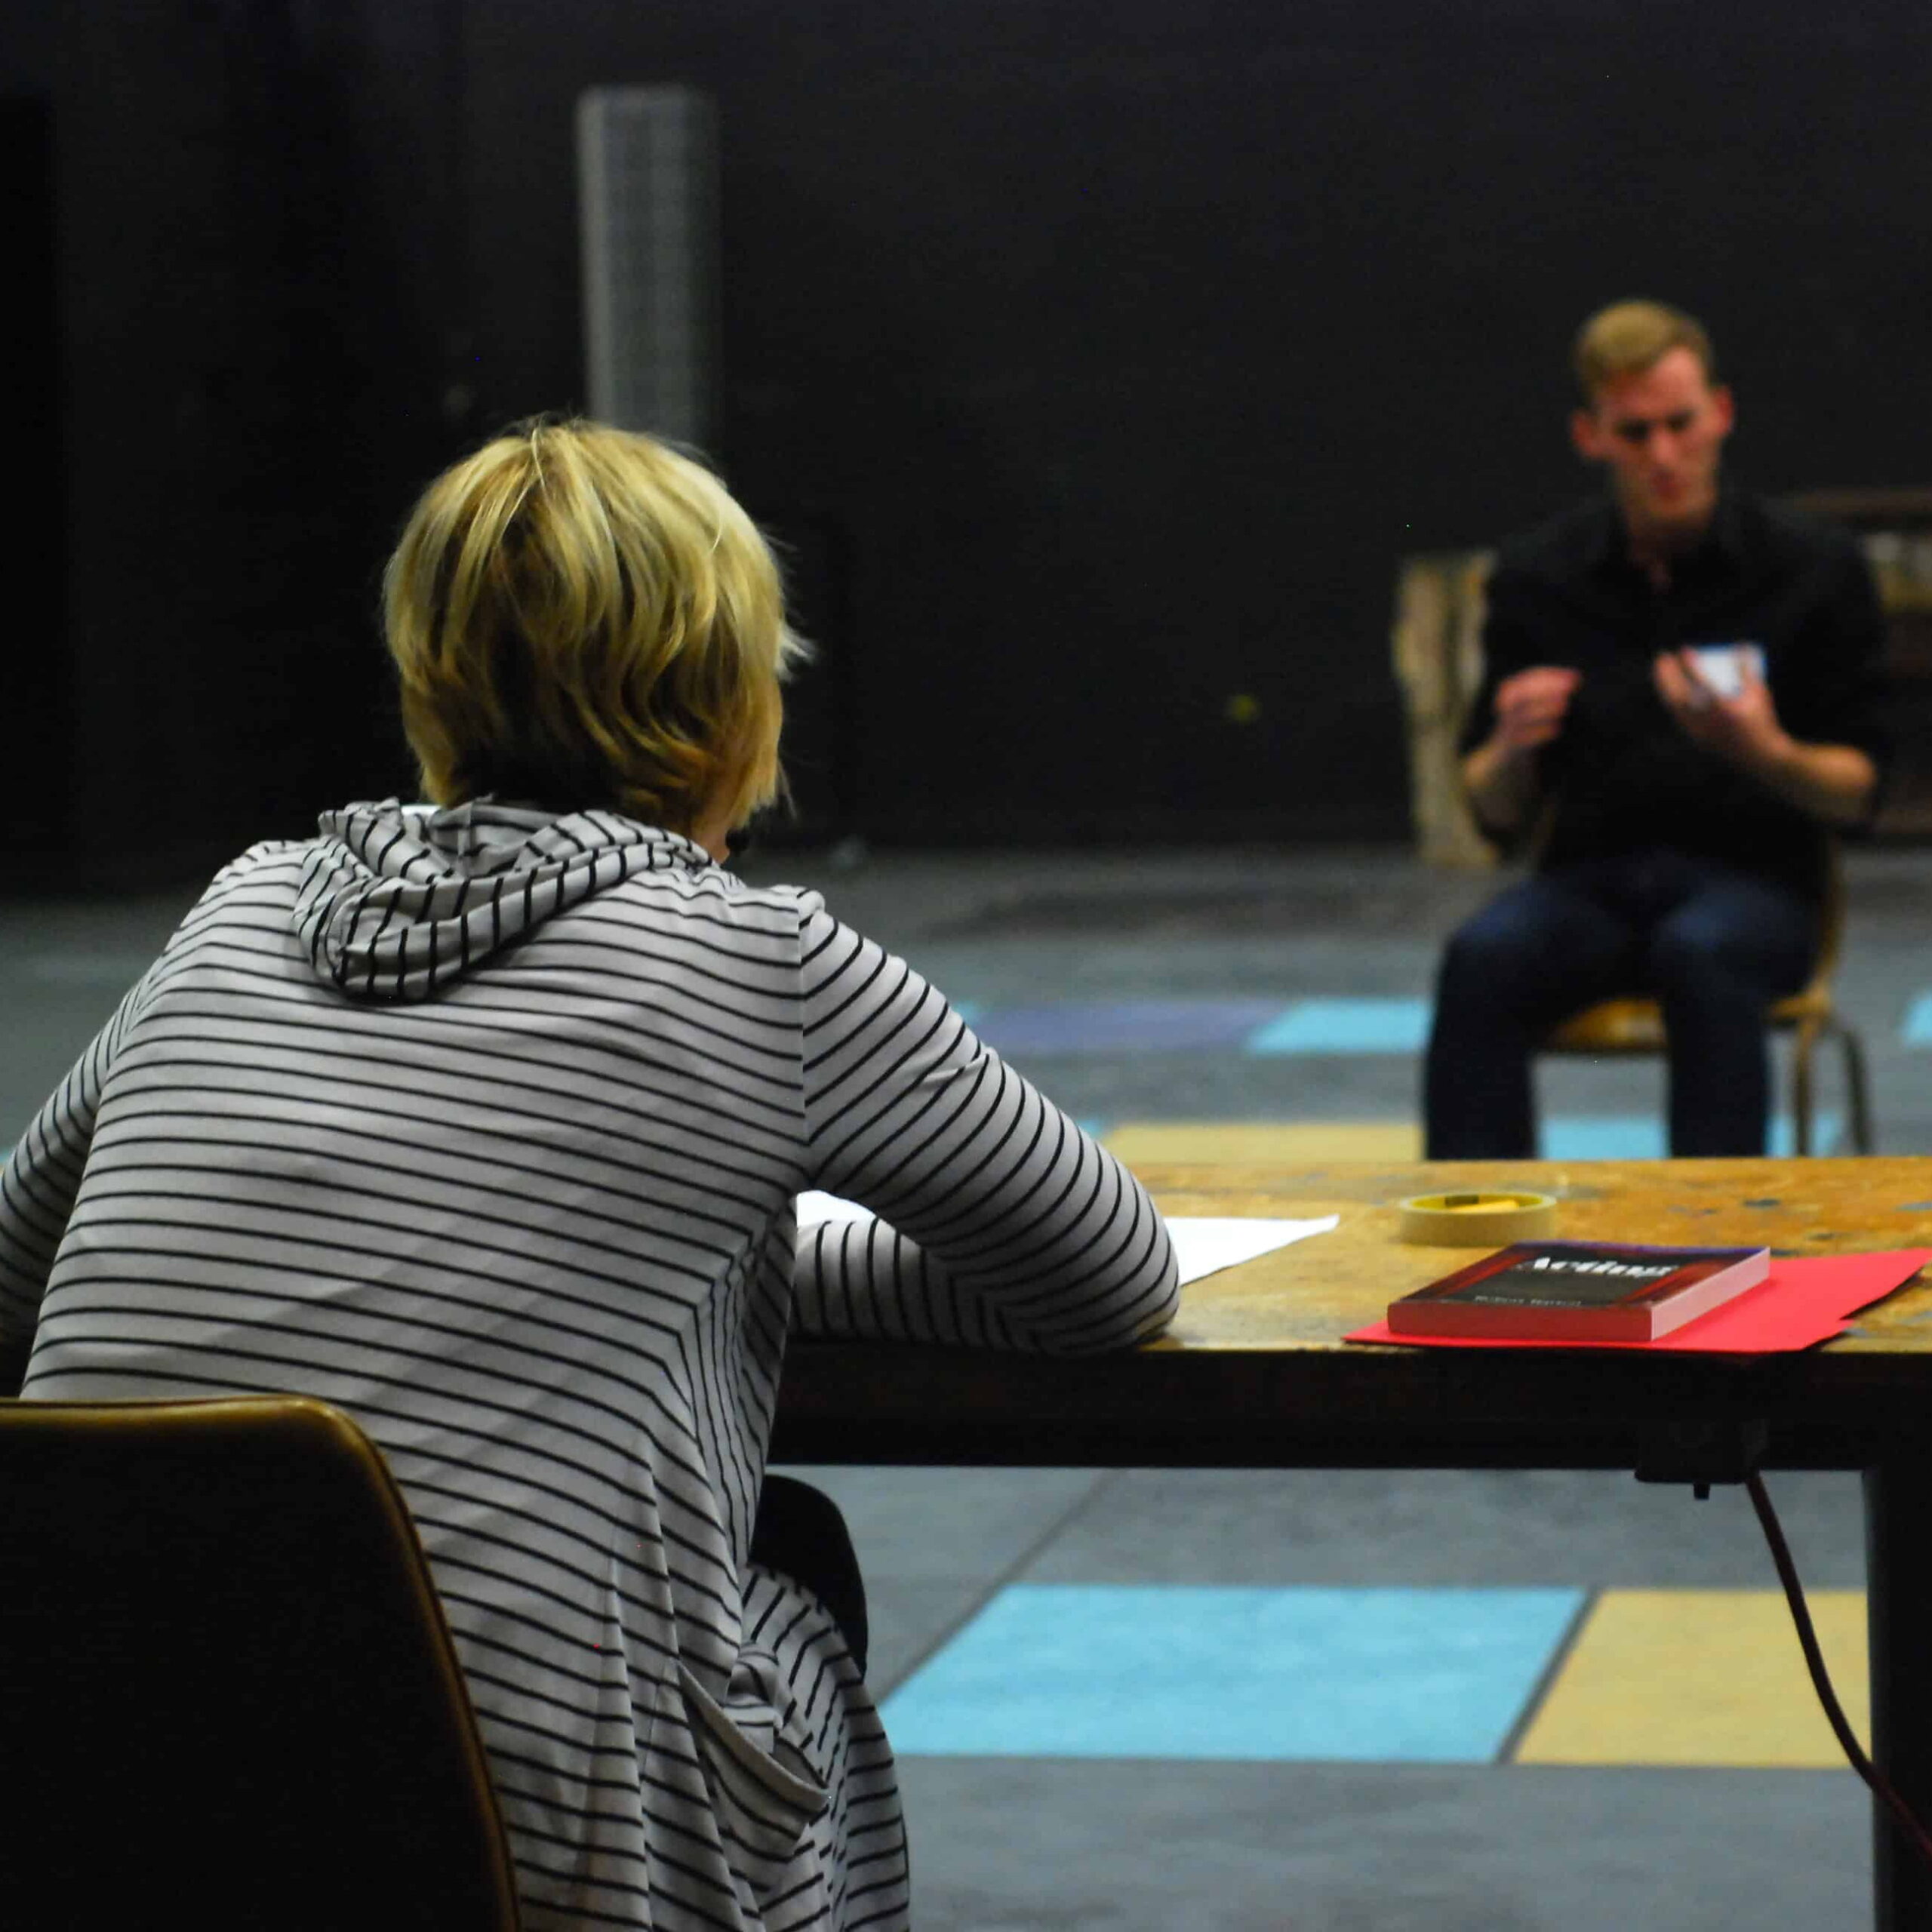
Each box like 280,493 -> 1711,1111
383,419 -> 803,832
1573,300 -> 1718,401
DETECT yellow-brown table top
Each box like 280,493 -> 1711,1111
1140,1156 -> 1932,1356
775,1157 -> 1932,1468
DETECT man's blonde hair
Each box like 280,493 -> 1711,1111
1573,300 -> 1718,401
383,419 -> 802,833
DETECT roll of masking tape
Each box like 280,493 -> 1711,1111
1396,1190 -> 1558,1246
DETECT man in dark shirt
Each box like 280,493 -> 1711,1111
1423,300 -> 1888,1158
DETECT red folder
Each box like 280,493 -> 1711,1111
1346,1249 -> 1932,1352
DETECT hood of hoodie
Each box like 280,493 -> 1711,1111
293,798 -> 714,1001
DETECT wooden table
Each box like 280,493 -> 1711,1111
773,1157 -> 1932,1931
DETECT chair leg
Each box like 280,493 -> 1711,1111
1791,1017 -> 1820,1158
1835,1019 -> 1877,1155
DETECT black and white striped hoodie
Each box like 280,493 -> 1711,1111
0,799 -> 1178,1931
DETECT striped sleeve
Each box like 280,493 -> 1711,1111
0,846 -> 286,1337
0,975 -> 154,1337
791,910 -> 1178,1355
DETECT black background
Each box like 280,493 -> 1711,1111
10,2 -> 1931,878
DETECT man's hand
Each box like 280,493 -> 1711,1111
1492,666 -> 1583,752
1653,648 -> 1787,767
1653,648 -> 1877,826
1460,665 -> 1579,838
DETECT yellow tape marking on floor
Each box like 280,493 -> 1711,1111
1103,1121 -> 1423,1165
1514,1589 -> 1868,1768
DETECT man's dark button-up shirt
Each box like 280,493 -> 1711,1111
1458,489 -> 1890,900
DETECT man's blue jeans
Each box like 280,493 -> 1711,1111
1423,851 -> 1819,1158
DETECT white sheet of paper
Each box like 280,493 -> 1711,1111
796,1190 -> 878,1227
795,1192 -> 1336,1286
1165,1215 -> 1338,1285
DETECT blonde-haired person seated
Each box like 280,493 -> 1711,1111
0,420 -> 1180,1931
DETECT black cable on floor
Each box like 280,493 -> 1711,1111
1746,1469 -> 1932,1872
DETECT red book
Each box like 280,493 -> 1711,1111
1386,1240 -> 1770,1343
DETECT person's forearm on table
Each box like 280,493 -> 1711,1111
794,1211 -> 1179,1355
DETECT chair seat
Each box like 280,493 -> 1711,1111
1546,983 -> 1838,1055
1768,986 -> 1837,1025
1544,998 -> 1667,1053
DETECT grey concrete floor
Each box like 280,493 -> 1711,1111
9,840 -> 1932,1929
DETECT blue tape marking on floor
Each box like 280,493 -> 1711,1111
1244,998 -> 1433,1054
1903,994 -> 1932,1046
1542,1113 -> 1841,1161
881,1583 -> 1584,1762
1542,1115 -> 1665,1161
1769,1110 -> 1841,1157
972,1000 -> 1286,1057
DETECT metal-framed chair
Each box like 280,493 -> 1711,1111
1540,853 -> 1874,1155
0,1394 -> 521,1930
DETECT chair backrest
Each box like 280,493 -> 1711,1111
0,1395 -> 520,1931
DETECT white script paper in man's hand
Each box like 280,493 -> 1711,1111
1685,641 -> 1765,702
796,1192 -> 1337,1286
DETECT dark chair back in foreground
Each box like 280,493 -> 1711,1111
0,1395 -> 520,1930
